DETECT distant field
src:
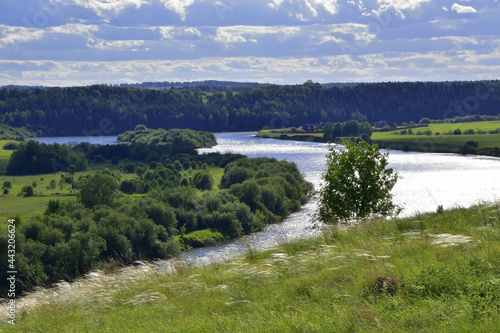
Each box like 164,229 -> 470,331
0,195 -> 74,222
372,121 -> 500,155
0,160 -> 227,224
0,163 -> 141,224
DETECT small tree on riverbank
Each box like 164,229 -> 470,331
317,139 -> 399,223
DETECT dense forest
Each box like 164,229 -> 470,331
0,128 -> 313,296
1,80 -> 499,136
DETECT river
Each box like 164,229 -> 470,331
32,132 -> 500,266
5,132 -> 497,314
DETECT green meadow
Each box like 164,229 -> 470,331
258,121 -> 500,156
0,144 -> 140,224
2,203 -> 499,332
0,165 -> 226,224
371,121 -> 500,155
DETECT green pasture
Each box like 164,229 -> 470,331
0,164 -> 140,224
0,195 -> 74,223
372,121 -> 500,154
4,203 -> 499,332
0,160 -> 224,225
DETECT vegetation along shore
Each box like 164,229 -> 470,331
0,80 -> 499,331
0,127 -> 313,296
1,203 -> 499,332
257,117 -> 500,157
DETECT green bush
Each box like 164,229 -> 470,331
193,170 -> 214,191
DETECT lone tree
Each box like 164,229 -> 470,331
79,173 -> 119,208
318,139 -> 399,223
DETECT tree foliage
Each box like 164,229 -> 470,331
6,140 -> 88,175
1,136 -> 314,296
79,173 -> 119,208
1,81 -> 499,136
0,123 -> 36,140
323,120 -> 372,141
318,139 -> 399,223
117,126 -> 217,151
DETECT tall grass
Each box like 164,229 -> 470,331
1,203 -> 499,332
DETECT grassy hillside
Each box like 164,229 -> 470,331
3,203 -> 499,332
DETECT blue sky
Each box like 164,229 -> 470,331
0,0 -> 499,86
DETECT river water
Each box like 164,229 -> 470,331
30,133 -> 500,265
182,132 -> 500,266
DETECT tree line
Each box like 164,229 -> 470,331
1,80 -> 499,136
322,120 -> 373,141
6,127 -> 216,176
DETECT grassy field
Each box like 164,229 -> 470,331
0,161 -> 140,224
0,159 -> 225,224
372,121 -> 500,156
257,122 -> 500,156
2,203 -> 499,332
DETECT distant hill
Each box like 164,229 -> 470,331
118,80 -> 266,91
1,80 -> 358,91
1,85 -> 45,90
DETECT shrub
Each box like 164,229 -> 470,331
193,170 -> 214,191
79,173 -> 119,208
93,154 -> 106,163
21,185 -> 34,197
2,142 -> 19,150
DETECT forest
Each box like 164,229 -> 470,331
1,80 -> 499,136
0,127 -> 313,296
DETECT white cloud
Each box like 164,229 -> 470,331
157,26 -> 174,39
265,0 -> 338,21
161,0 -> 195,21
451,3 -> 478,14
315,0 -> 338,15
376,0 -> 432,11
2,49 -> 499,87
50,23 -> 99,36
64,0 -> 150,17
92,39 -> 146,50
0,26 -> 44,47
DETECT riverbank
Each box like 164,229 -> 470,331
3,203 -> 499,332
257,121 -> 500,157
371,121 -> 500,157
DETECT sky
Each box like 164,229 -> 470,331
0,0 -> 499,86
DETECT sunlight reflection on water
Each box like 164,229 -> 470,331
185,132 -> 500,266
